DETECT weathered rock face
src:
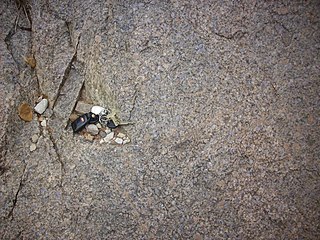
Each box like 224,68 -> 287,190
1,0 -> 320,239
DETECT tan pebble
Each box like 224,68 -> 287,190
123,138 -> 131,144
30,143 -> 37,152
38,116 -> 44,122
105,128 -> 111,134
96,123 -> 102,129
18,103 -> 33,122
84,133 -> 94,141
114,138 -> 123,144
69,113 -> 79,122
117,132 -> 126,138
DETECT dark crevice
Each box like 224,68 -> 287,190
7,163 -> 27,220
52,35 -> 81,110
64,80 -> 86,130
129,82 -> 139,121
47,128 -> 65,187
4,21 -> 20,74
213,30 -> 248,41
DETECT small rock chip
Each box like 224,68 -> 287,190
30,143 -> 37,152
105,128 -> 111,134
103,132 -> 114,142
96,123 -> 102,129
75,101 -> 92,114
41,119 -> 47,127
86,124 -> 99,135
31,134 -> 39,143
99,130 -> 107,138
18,103 -> 33,122
117,132 -> 126,138
34,98 -> 48,114
84,133 -> 94,141
114,137 -> 123,145
123,138 -> 131,144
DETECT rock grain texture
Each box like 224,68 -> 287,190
0,1 -> 319,239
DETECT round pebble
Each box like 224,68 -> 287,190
86,124 -> 99,135
30,143 -> 37,152
31,134 -> 39,143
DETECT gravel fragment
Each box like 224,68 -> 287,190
75,101 -> 92,114
86,124 -> 99,135
31,134 -> 39,143
40,119 -> 47,127
105,128 -> 111,134
117,132 -> 126,138
29,143 -> 37,152
123,138 -> 131,144
103,132 -> 114,142
114,137 -> 123,144
99,130 -> 107,138
96,123 -> 102,129
34,98 -> 48,114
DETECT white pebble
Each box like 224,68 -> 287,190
114,138 -> 123,144
30,143 -> 37,152
96,123 -> 102,129
34,98 -> 48,114
123,138 -> 131,144
31,134 -> 39,143
105,128 -> 111,134
103,132 -> 114,142
41,119 -> 47,127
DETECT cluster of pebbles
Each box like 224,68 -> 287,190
27,96 -> 49,152
72,101 -> 131,145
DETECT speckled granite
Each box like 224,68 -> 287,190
1,0 -> 319,239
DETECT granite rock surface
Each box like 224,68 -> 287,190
0,0 -> 319,239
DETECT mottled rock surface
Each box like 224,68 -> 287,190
1,0 -> 319,239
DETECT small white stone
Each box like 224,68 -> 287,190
117,132 -> 126,138
34,98 -> 48,114
30,143 -> 37,152
114,137 -> 123,144
41,119 -> 47,127
123,138 -> 131,144
31,134 -> 39,143
86,124 -> 99,135
103,132 -> 114,142
96,123 -> 102,129
91,106 -> 106,115
105,128 -> 111,134
99,139 -> 105,144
